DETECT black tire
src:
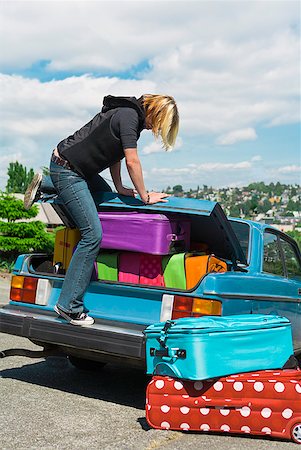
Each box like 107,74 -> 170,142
68,356 -> 107,371
291,423 -> 301,444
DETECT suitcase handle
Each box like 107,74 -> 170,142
156,320 -> 175,348
150,347 -> 186,359
203,399 -> 252,409
150,348 -> 169,357
168,232 -> 185,242
167,222 -> 187,243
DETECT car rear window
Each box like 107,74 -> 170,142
280,238 -> 301,279
229,220 -> 250,262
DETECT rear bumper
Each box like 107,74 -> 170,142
0,306 -> 146,363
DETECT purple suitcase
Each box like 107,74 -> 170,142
98,211 -> 191,255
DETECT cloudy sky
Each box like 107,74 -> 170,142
0,0 -> 300,191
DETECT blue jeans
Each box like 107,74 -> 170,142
48,160 -> 112,314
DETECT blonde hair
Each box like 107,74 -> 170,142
142,94 -> 179,150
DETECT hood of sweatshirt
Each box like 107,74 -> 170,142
101,95 -> 145,129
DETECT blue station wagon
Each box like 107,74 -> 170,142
1,193 -> 300,368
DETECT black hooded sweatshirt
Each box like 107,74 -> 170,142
57,96 -> 146,179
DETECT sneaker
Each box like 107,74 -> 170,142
24,173 -> 43,210
54,304 -> 95,326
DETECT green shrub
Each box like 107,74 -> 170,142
0,192 -> 53,270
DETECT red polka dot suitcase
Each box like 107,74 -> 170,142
146,371 -> 301,444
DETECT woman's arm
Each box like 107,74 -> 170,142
124,148 -> 147,202
124,148 -> 169,204
110,161 -> 122,191
110,161 -> 135,196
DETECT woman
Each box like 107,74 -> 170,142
24,94 -> 179,326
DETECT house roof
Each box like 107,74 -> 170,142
13,194 -> 63,226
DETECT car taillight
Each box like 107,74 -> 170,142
171,295 -> 222,320
160,294 -> 222,321
10,276 -> 51,306
10,276 -> 38,303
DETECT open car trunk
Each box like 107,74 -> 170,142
29,194 -> 247,283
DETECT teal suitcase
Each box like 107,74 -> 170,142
144,315 -> 294,380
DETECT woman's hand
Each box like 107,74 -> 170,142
147,192 -> 170,204
117,186 -> 136,197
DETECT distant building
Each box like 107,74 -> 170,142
269,196 -> 281,205
272,224 -> 294,232
13,194 -> 63,228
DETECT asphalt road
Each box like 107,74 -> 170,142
0,275 -> 297,450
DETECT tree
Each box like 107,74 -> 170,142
287,231 -> 301,250
6,162 -> 34,194
164,186 -> 172,194
0,192 -> 53,266
287,199 -> 301,212
229,204 -> 241,217
172,185 -> 183,194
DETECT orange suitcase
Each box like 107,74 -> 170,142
185,254 -> 227,289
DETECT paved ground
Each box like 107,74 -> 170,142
0,274 -> 297,449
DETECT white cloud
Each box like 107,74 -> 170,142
148,156 -> 267,189
142,137 -> 183,154
1,3 -> 299,139
1,2 -> 298,73
277,165 -> 301,174
0,74 -> 156,183
142,141 -> 163,155
216,128 -> 258,145
0,1 -> 300,190
251,155 -> 262,162
152,160 -> 254,176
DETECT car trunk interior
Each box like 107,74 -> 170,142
27,207 -> 243,291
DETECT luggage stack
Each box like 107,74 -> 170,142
53,213 -> 226,285
96,211 -> 191,285
144,315 -> 301,444
94,211 -> 226,287
95,250 -> 227,288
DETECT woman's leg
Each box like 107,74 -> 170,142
24,172 -> 57,210
40,174 -> 58,195
50,161 -> 102,314
24,169 -> 112,210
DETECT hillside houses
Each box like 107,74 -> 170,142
165,182 -> 301,231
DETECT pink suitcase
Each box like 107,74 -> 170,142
146,371 -> 301,444
98,211 -> 191,255
140,254 -> 165,287
118,252 -> 165,286
118,252 -> 140,283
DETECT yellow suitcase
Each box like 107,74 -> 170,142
53,228 -> 81,270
